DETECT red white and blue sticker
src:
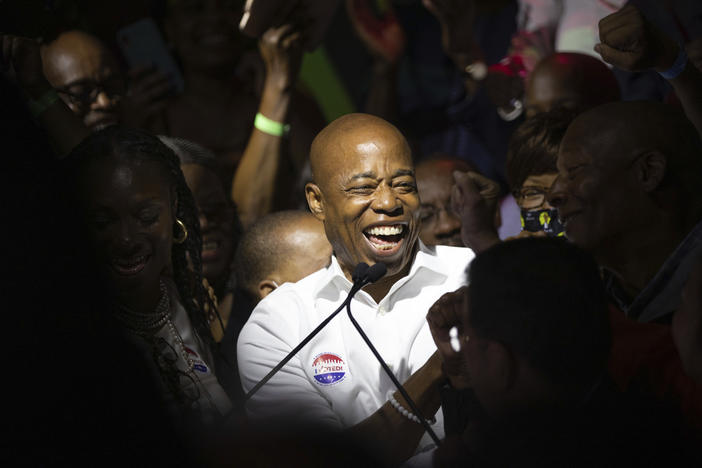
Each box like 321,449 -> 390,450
184,345 -> 209,374
312,352 -> 347,386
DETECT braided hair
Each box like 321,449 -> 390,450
63,126 -> 219,370
158,136 -> 244,297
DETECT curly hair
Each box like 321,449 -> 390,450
158,135 -> 244,296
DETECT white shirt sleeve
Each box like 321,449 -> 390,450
236,291 -> 344,429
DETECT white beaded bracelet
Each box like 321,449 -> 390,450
387,391 -> 437,425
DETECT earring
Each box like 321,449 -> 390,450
174,219 -> 188,244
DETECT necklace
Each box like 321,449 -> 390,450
166,316 -> 194,373
113,280 -> 170,334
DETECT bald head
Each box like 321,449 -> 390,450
548,101 -> 702,254
525,52 -> 620,118
235,210 -> 332,301
564,101 -> 702,191
305,114 -> 420,284
309,113 -> 411,188
42,30 -> 123,130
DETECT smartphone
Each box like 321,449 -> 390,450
117,18 -> 185,94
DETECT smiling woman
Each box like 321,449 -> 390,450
61,127 -> 232,430
159,136 -> 243,340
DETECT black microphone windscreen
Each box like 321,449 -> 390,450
352,262 -> 370,283
365,263 -> 387,283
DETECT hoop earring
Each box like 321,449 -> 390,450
174,219 -> 188,244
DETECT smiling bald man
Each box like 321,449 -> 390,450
237,114 -> 474,464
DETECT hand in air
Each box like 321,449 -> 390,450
422,0 -> 477,56
259,15 -> 306,91
347,0 -> 406,64
427,287 -> 472,389
450,171 -> 501,253
120,65 -> 173,128
595,4 -> 679,73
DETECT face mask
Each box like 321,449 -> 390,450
520,208 -> 565,237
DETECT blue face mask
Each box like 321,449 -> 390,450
520,208 -> 565,237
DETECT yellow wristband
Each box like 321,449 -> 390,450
28,89 -> 60,118
254,112 -> 290,137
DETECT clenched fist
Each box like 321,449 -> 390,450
595,4 -> 679,73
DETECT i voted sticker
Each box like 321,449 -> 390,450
312,352 -> 347,386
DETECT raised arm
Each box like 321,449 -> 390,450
231,23 -> 303,228
1,34 -> 88,157
346,0 -> 406,122
451,170 -> 501,253
595,5 -> 702,138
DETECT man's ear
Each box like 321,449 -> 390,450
305,182 -> 325,221
636,150 -> 667,192
258,279 -> 278,300
486,341 -> 516,391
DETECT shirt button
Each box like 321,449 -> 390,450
378,306 -> 388,316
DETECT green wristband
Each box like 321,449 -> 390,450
28,89 -> 60,118
254,112 -> 290,137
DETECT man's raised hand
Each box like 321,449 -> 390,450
451,170 -> 501,253
595,4 -> 679,73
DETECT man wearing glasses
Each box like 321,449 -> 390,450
42,30 -> 172,132
42,30 -> 125,131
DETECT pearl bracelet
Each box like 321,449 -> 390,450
387,391 -> 437,425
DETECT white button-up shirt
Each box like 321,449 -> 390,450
237,242 -> 474,445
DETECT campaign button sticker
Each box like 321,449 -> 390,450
312,352 -> 347,386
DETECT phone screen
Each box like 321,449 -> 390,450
117,18 -> 185,94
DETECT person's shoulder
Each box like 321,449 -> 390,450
430,244 -> 476,264
249,267 -> 329,316
273,267 -> 329,298
238,268 -> 330,350
416,243 -> 474,283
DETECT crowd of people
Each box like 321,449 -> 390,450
3,0 -> 702,466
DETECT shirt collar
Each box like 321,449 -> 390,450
313,239 -> 450,305
608,218 -> 702,322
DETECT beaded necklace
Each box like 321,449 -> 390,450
113,280 -> 170,333
114,280 -> 194,372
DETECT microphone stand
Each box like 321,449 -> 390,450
243,263 -> 371,402
345,265 -> 442,446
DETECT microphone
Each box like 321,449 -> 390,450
352,262 -> 370,284
243,262 -> 373,402
363,262 -> 386,284
344,263 -> 442,446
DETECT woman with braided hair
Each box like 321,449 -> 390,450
62,126 -> 232,430
158,136 -> 243,343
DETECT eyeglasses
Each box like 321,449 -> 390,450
56,76 -> 126,110
512,185 -> 551,210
